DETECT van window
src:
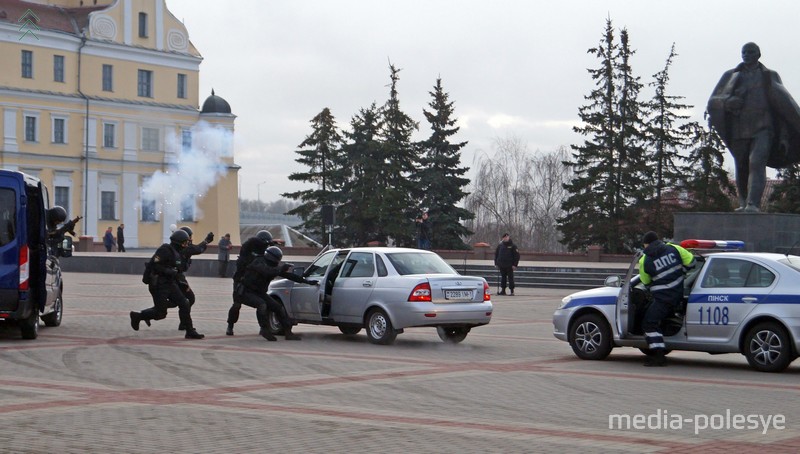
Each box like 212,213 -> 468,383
0,189 -> 16,246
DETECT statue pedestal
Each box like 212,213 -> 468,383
673,212 -> 800,253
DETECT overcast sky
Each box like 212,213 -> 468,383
166,0 -> 800,202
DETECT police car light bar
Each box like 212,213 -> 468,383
680,239 -> 745,250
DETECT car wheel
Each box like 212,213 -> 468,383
20,308 -> 39,340
366,309 -> 396,345
338,326 -> 361,336
569,313 -> 612,360
437,326 -> 470,344
42,294 -> 63,327
744,322 -> 794,372
639,348 -> 672,357
267,310 -> 286,335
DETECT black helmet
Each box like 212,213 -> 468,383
170,229 -> 190,244
265,246 -> 283,265
256,230 -> 273,243
47,206 -> 67,225
180,226 -> 194,238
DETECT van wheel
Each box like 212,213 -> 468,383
42,295 -> 63,327
20,309 -> 39,340
569,313 -> 612,360
366,309 -> 396,345
744,322 -> 793,372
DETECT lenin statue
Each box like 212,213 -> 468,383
707,42 -> 800,212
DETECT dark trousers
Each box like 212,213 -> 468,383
228,289 -> 292,331
642,296 -> 676,350
118,243 -> 126,252
499,266 -> 515,291
139,281 -> 193,331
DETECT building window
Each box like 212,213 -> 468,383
100,191 -> 116,220
179,195 -> 195,222
55,186 -> 70,214
137,69 -> 153,97
21,50 -> 33,78
103,123 -> 116,148
53,55 -> 64,82
24,115 -> 37,142
177,74 -> 187,99
52,118 -> 66,144
181,129 -> 192,151
102,64 -> 113,91
142,127 -> 159,151
138,12 -> 148,38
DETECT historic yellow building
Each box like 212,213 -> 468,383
0,0 -> 240,247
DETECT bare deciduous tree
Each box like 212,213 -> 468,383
465,136 -> 571,252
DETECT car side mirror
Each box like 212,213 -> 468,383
59,236 -> 73,258
292,266 -> 305,277
604,275 -> 621,287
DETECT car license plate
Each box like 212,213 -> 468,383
445,290 -> 473,299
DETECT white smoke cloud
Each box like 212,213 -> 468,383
140,120 -> 232,221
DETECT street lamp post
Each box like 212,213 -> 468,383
257,180 -> 268,204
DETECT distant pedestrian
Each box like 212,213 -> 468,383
117,224 -> 126,252
218,233 -> 232,277
103,226 -> 116,252
416,211 -> 432,250
494,233 -> 520,296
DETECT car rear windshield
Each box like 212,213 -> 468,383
777,257 -> 800,273
385,252 -> 456,275
0,189 -> 16,247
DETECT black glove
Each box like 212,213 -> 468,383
205,232 -> 214,243
305,279 -> 319,286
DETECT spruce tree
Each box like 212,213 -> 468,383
559,20 -> 648,253
379,63 -> 420,246
768,163 -> 800,214
681,122 -> 735,212
642,44 -> 692,236
283,107 -> 346,242
337,104 -> 385,246
415,77 -> 474,250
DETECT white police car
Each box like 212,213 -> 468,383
553,240 -> 800,372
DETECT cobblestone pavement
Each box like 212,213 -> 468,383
0,273 -> 797,453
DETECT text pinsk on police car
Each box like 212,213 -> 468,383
608,409 -> 786,435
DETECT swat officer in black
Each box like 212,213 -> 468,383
130,229 -> 204,339
175,226 -> 214,331
234,246 -> 317,341
227,230 -> 275,335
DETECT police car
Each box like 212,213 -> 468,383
552,240 -> 800,372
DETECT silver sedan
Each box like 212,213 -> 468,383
268,247 -> 493,344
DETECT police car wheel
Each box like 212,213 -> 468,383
744,322 -> 793,373
42,294 -> 63,327
569,313 -> 612,360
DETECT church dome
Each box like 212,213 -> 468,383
200,89 -> 231,114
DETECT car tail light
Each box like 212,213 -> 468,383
19,245 -> 29,291
408,282 -> 432,302
483,281 -> 490,301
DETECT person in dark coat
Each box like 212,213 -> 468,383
227,230 -> 275,335
494,233 -> 520,296
234,246 -> 318,340
103,227 -> 115,252
130,229 -> 204,339
175,226 -> 214,331
117,224 -> 126,252
217,233 -> 232,277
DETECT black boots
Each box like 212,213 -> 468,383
643,349 -> 667,367
185,329 -> 205,339
259,328 -> 277,341
226,323 -> 235,336
129,311 -> 151,331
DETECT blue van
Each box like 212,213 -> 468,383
0,170 -> 71,339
